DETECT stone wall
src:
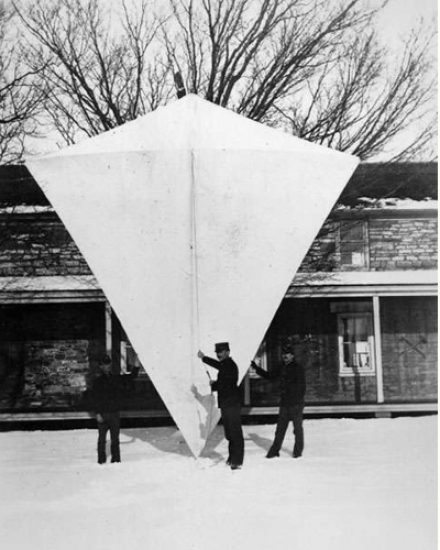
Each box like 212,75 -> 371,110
300,214 -> 437,272
0,303 -> 104,409
369,218 -> 437,270
0,211 -> 436,278
299,220 -> 338,272
0,216 -> 91,277
20,340 -> 90,408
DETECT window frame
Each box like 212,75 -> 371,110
338,219 -> 369,268
337,312 -> 376,377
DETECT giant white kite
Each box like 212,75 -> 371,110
26,95 -> 359,457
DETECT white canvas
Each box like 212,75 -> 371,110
26,95 -> 359,456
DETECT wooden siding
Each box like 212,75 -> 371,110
381,296 -> 437,402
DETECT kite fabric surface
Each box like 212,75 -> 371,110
26,95 -> 359,457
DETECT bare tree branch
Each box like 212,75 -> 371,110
0,3 -> 45,163
6,0 -> 437,162
14,0 -> 170,144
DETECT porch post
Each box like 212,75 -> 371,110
105,301 -> 112,356
243,374 -> 251,405
372,296 -> 384,403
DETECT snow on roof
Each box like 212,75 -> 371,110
0,205 -> 54,214
0,275 -> 100,293
336,197 -> 438,210
1,200 -> 436,216
293,270 -> 438,287
0,200 -> 436,216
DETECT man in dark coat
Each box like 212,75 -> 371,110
197,342 -> 244,470
251,343 -> 306,459
89,355 -> 139,464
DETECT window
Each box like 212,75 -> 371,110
337,313 -> 375,376
120,340 -> 143,375
339,220 -> 368,267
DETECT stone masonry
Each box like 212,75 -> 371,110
20,340 -> 90,408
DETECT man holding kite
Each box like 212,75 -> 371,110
197,343 -> 244,470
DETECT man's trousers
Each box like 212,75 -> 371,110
97,412 -> 121,464
221,404 -> 244,466
271,404 -> 304,457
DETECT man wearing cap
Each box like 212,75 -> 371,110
197,343 -> 244,470
251,343 -> 306,459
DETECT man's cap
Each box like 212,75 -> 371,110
215,342 -> 230,352
281,343 -> 294,354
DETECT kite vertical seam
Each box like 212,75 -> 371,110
190,147 -> 200,355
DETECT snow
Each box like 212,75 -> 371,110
0,205 -> 54,214
337,198 -> 438,210
0,416 -> 437,550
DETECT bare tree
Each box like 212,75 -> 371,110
277,28 -> 437,161
15,0 -> 171,145
12,0 -> 438,161
164,0 -> 373,114
0,2 -> 44,163
164,0 -> 436,161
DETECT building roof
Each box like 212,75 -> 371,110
0,164 -> 49,205
338,162 -> 438,206
0,161 -> 437,207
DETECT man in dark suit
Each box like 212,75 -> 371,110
89,355 -> 139,464
197,342 -> 244,470
252,343 -> 306,459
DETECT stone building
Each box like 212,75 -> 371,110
0,162 -> 437,422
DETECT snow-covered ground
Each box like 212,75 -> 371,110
0,416 -> 437,550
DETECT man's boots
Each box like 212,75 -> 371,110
266,447 -> 280,459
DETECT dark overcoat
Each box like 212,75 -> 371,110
202,356 -> 241,408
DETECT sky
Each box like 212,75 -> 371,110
373,0 -> 437,159
378,0 -> 437,43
